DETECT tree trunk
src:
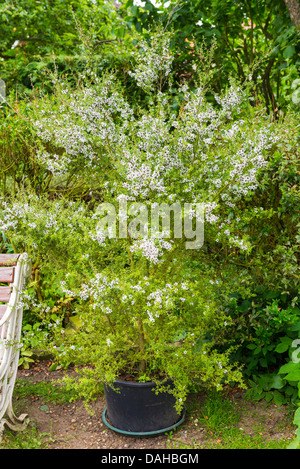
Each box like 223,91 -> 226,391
284,0 -> 300,28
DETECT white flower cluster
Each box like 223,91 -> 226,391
130,237 -> 173,263
0,198 -> 37,233
128,31 -> 174,91
60,272 -> 193,326
32,78 -> 134,175
120,152 -> 166,198
61,273 -> 119,308
35,150 -> 72,176
0,195 -> 92,251
13,32 -> 281,262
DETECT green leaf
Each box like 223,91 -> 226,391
22,350 -> 33,357
293,407 -> 300,427
265,391 -> 273,402
283,45 -> 295,59
254,346 -> 262,355
246,343 -> 257,350
69,314 -> 82,330
115,27 -> 125,39
263,290 -> 279,299
273,390 -> 286,406
279,361 -> 300,375
131,5 -> 138,16
287,438 -> 300,449
134,20 -> 142,32
275,341 -> 291,353
289,321 -> 300,331
144,2 -> 153,11
251,390 -> 266,401
270,375 -> 285,390
285,369 -> 300,381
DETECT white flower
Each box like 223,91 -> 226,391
150,0 -> 171,8
133,0 -> 145,7
147,311 -> 155,322
196,20 -> 203,26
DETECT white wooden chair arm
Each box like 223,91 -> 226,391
0,252 -> 31,440
0,254 -> 31,327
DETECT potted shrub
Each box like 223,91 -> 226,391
0,29 -> 280,435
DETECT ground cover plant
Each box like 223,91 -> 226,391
0,0 -> 299,449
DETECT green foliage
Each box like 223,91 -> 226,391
1,0 -> 299,113
6,29 -> 286,408
0,425 -> 51,449
19,321 -> 51,369
244,323 -> 300,448
0,0 -> 134,96
218,107 -> 300,377
277,341 -> 300,448
225,292 -> 300,376
0,232 -> 14,253
125,0 -> 300,114
197,389 -> 241,432
15,378 -> 78,404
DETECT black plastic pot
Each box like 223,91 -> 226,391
102,378 -> 185,437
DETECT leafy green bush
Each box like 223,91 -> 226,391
125,0 -> 300,115
2,28 -> 285,408
0,21 -> 298,416
0,0 -> 133,96
225,291 -> 300,377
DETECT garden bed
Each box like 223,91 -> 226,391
1,361 -> 295,449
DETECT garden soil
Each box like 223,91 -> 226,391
10,362 -> 296,449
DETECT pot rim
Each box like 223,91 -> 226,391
105,377 -> 173,389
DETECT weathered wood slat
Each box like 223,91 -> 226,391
0,267 -> 14,283
0,287 -> 11,302
0,254 -> 20,266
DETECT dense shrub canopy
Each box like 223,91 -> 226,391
0,0 -> 299,438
